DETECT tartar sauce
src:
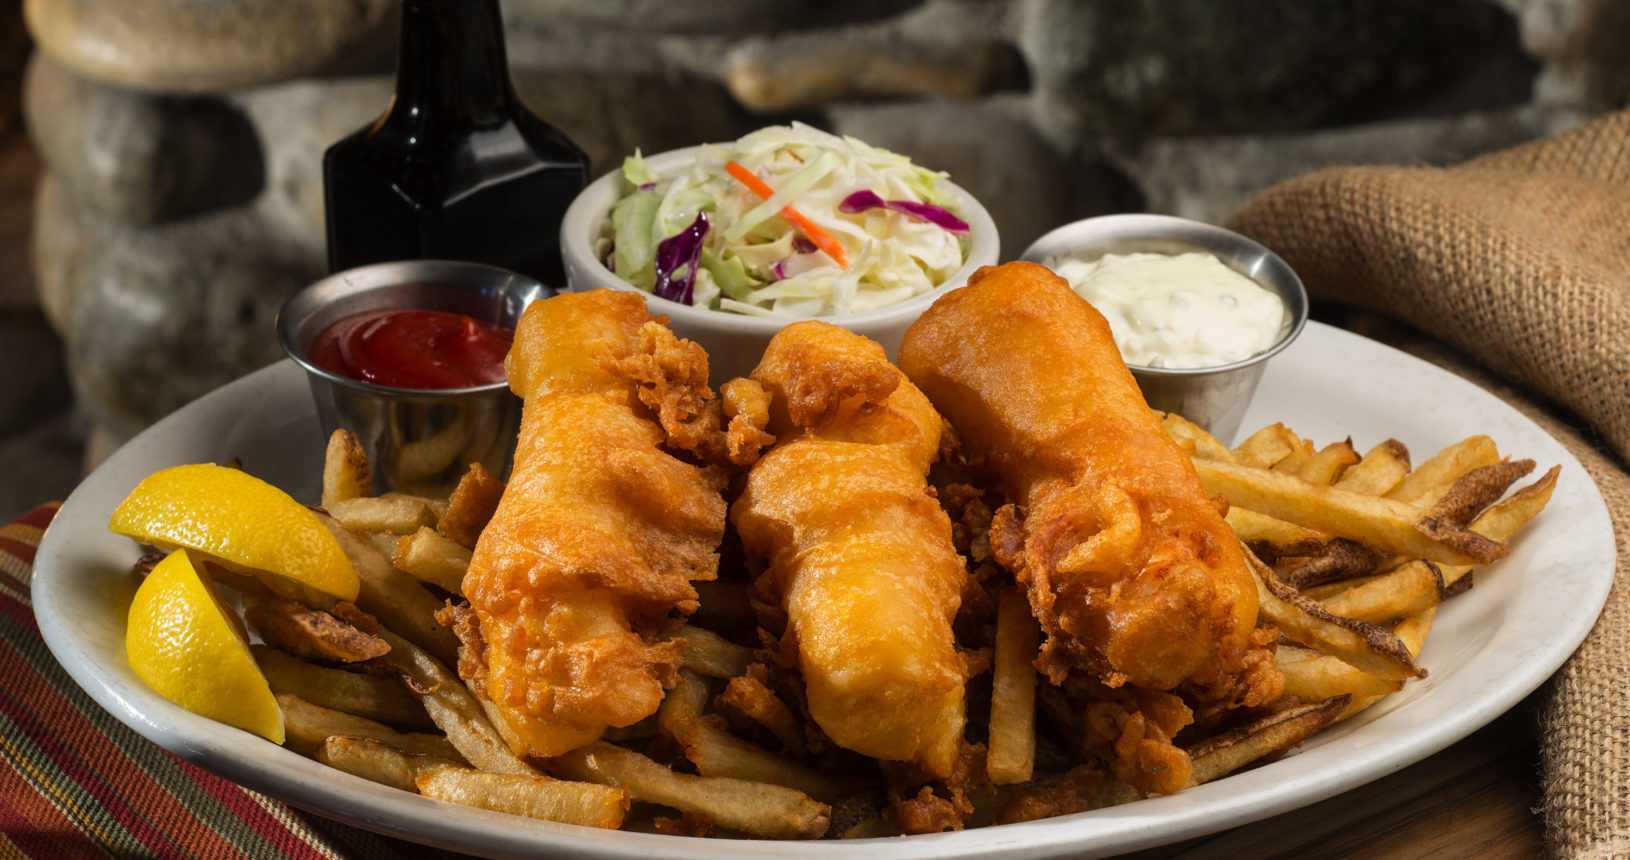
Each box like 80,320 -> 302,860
1051,252 -> 1286,369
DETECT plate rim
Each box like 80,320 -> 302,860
31,322 -> 1617,859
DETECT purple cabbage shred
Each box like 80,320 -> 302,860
774,237 -> 820,280
652,211 -> 709,306
837,190 -> 969,234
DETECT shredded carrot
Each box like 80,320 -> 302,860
724,160 -> 851,269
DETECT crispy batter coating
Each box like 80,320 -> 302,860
899,262 -> 1282,792
731,321 -> 969,778
459,290 -> 728,757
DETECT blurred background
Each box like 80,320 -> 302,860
3,0 -> 1627,523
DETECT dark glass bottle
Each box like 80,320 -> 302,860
323,0 -> 588,286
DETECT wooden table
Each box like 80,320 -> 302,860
1124,692 -> 1546,858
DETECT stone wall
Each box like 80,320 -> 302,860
22,0 -> 1627,438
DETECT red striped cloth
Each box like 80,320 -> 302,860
0,504 -> 466,859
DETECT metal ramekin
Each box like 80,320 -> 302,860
276,260 -> 550,496
1021,214 -> 1310,444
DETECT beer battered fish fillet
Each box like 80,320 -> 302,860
731,322 -> 969,778
454,290 -> 728,758
899,262 -> 1281,791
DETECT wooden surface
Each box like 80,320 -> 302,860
1121,692 -> 1546,859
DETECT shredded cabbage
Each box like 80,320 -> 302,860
597,123 -> 969,316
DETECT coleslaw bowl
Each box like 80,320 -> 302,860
560,144 -> 999,383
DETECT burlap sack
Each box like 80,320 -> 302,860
1228,110 -> 1630,858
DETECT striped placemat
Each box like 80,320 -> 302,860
0,504 -> 468,859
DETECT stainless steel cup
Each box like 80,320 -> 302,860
276,260 -> 550,496
1021,214 -> 1310,444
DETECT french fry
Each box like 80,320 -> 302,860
1296,440 -> 1360,486
1426,459 -> 1536,526
1339,607 -> 1438,721
1364,465 -> 1559,598
1194,459 -> 1507,566
416,768 -> 630,830
553,742 -> 830,839
1226,508 -> 1328,560
1276,539 -> 1387,589
419,609 -> 527,760
1305,560 -> 1443,624
1393,606 -> 1436,654
1275,648 -> 1404,708
670,625 -> 754,680
1160,413 -> 1237,463
355,530 -> 398,561
473,692 -> 532,761
999,764 -> 1139,824
242,595 -> 389,663
316,735 -> 459,792
1438,466 -> 1558,587
1333,438 -> 1411,496
322,429 -> 373,509
657,669 -> 711,741
1274,643 -> 1321,664
321,515 -> 462,667
1185,696 -> 1349,786
390,413 -> 474,484
682,720 -> 850,803
638,673 -> 766,796
277,693 -> 463,760
1165,433 -> 1197,457
253,644 -> 434,730
718,673 -> 804,752
459,409 -> 509,483
1232,423 -> 1298,468
373,627 -> 538,776
1485,464 -> 1559,529
392,527 -> 471,595
1385,435 -> 1499,505
1245,547 -> 1423,681
437,463 -> 504,549
1270,438 -> 1314,474
421,495 -> 451,522
987,588 -> 1039,786
327,494 -> 438,536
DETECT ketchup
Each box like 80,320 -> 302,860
307,309 -> 512,389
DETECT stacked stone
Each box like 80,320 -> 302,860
25,0 -> 399,439
22,0 -> 1626,439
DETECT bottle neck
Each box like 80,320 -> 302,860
390,0 -> 515,128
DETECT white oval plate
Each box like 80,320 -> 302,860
33,322 -> 1615,859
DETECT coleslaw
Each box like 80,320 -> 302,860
597,123 -> 970,317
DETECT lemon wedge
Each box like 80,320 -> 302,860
109,463 -> 358,601
126,550 -> 285,743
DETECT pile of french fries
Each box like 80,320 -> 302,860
189,417 -> 1553,840
1163,414 -> 1557,725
